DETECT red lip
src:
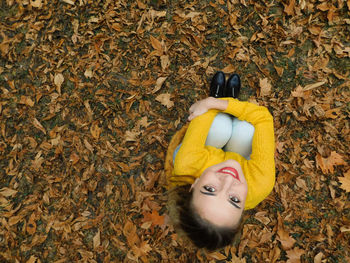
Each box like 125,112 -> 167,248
217,167 -> 240,181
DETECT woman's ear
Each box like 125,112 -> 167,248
190,178 -> 199,192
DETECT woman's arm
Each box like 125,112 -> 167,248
188,97 -> 228,121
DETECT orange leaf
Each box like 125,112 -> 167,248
283,0 -> 295,16
316,151 -> 346,174
142,210 -> 165,229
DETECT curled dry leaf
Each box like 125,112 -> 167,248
152,77 -> 167,93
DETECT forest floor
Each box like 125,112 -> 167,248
0,0 -> 349,262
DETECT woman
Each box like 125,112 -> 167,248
165,72 -> 275,250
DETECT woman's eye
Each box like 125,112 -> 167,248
204,186 -> 215,192
230,196 -> 240,203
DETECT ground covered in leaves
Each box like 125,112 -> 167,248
0,0 -> 349,262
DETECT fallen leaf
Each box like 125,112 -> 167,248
276,213 -> 295,250
0,187 -> 18,197
283,0 -> 295,16
142,210 -> 165,229
93,229 -> 100,249
155,93 -> 174,108
90,121 -> 101,139
259,78 -> 272,96
26,255 -> 38,263
314,252 -> 324,263
19,96 -> 35,107
54,73 -> 64,93
30,0 -> 43,8
152,77 -> 167,93
338,169 -> 350,192
150,35 -> 162,53
316,151 -> 346,174
286,247 -> 305,263
160,55 -> 170,71
26,213 -> 37,235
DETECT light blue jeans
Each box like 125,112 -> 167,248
173,113 -> 255,162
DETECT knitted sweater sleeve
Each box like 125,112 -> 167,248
222,98 -> 275,209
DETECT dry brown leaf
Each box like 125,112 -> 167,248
54,73 -> 64,93
26,255 -> 38,263
150,35 -> 162,53
286,247 -> 305,263
19,96 -> 35,107
155,93 -> 174,108
123,220 -> 139,247
142,210 -> 165,229
26,213 -> 37,235
160,55 -> 170,71
93,229 -> 101,249
259,78 -> 272,96
0,187 -> 18,197
90,121 -> 101,139
338,169 -> 350,192
316,151 -> 346,174
276,213 -> 295,250
222,64 -> 236,73
152,77 -> 167,93
283,0 -> 295,16
33,118 -> 46,134
291,86 -> 304,98
208,251 -> 227,260
30,0 -> 43,8
314,252 -> 324,263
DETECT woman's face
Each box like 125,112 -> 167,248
191,160 -> 248,228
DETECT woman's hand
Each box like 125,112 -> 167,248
188,97 -> 228,121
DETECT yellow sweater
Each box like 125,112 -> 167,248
169,98 -> 275,210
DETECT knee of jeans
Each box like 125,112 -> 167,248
231,119 -> 255,141
205,113 -> 233,148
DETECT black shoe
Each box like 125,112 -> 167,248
210,71 -> 225,98
225,73 -> 241,98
